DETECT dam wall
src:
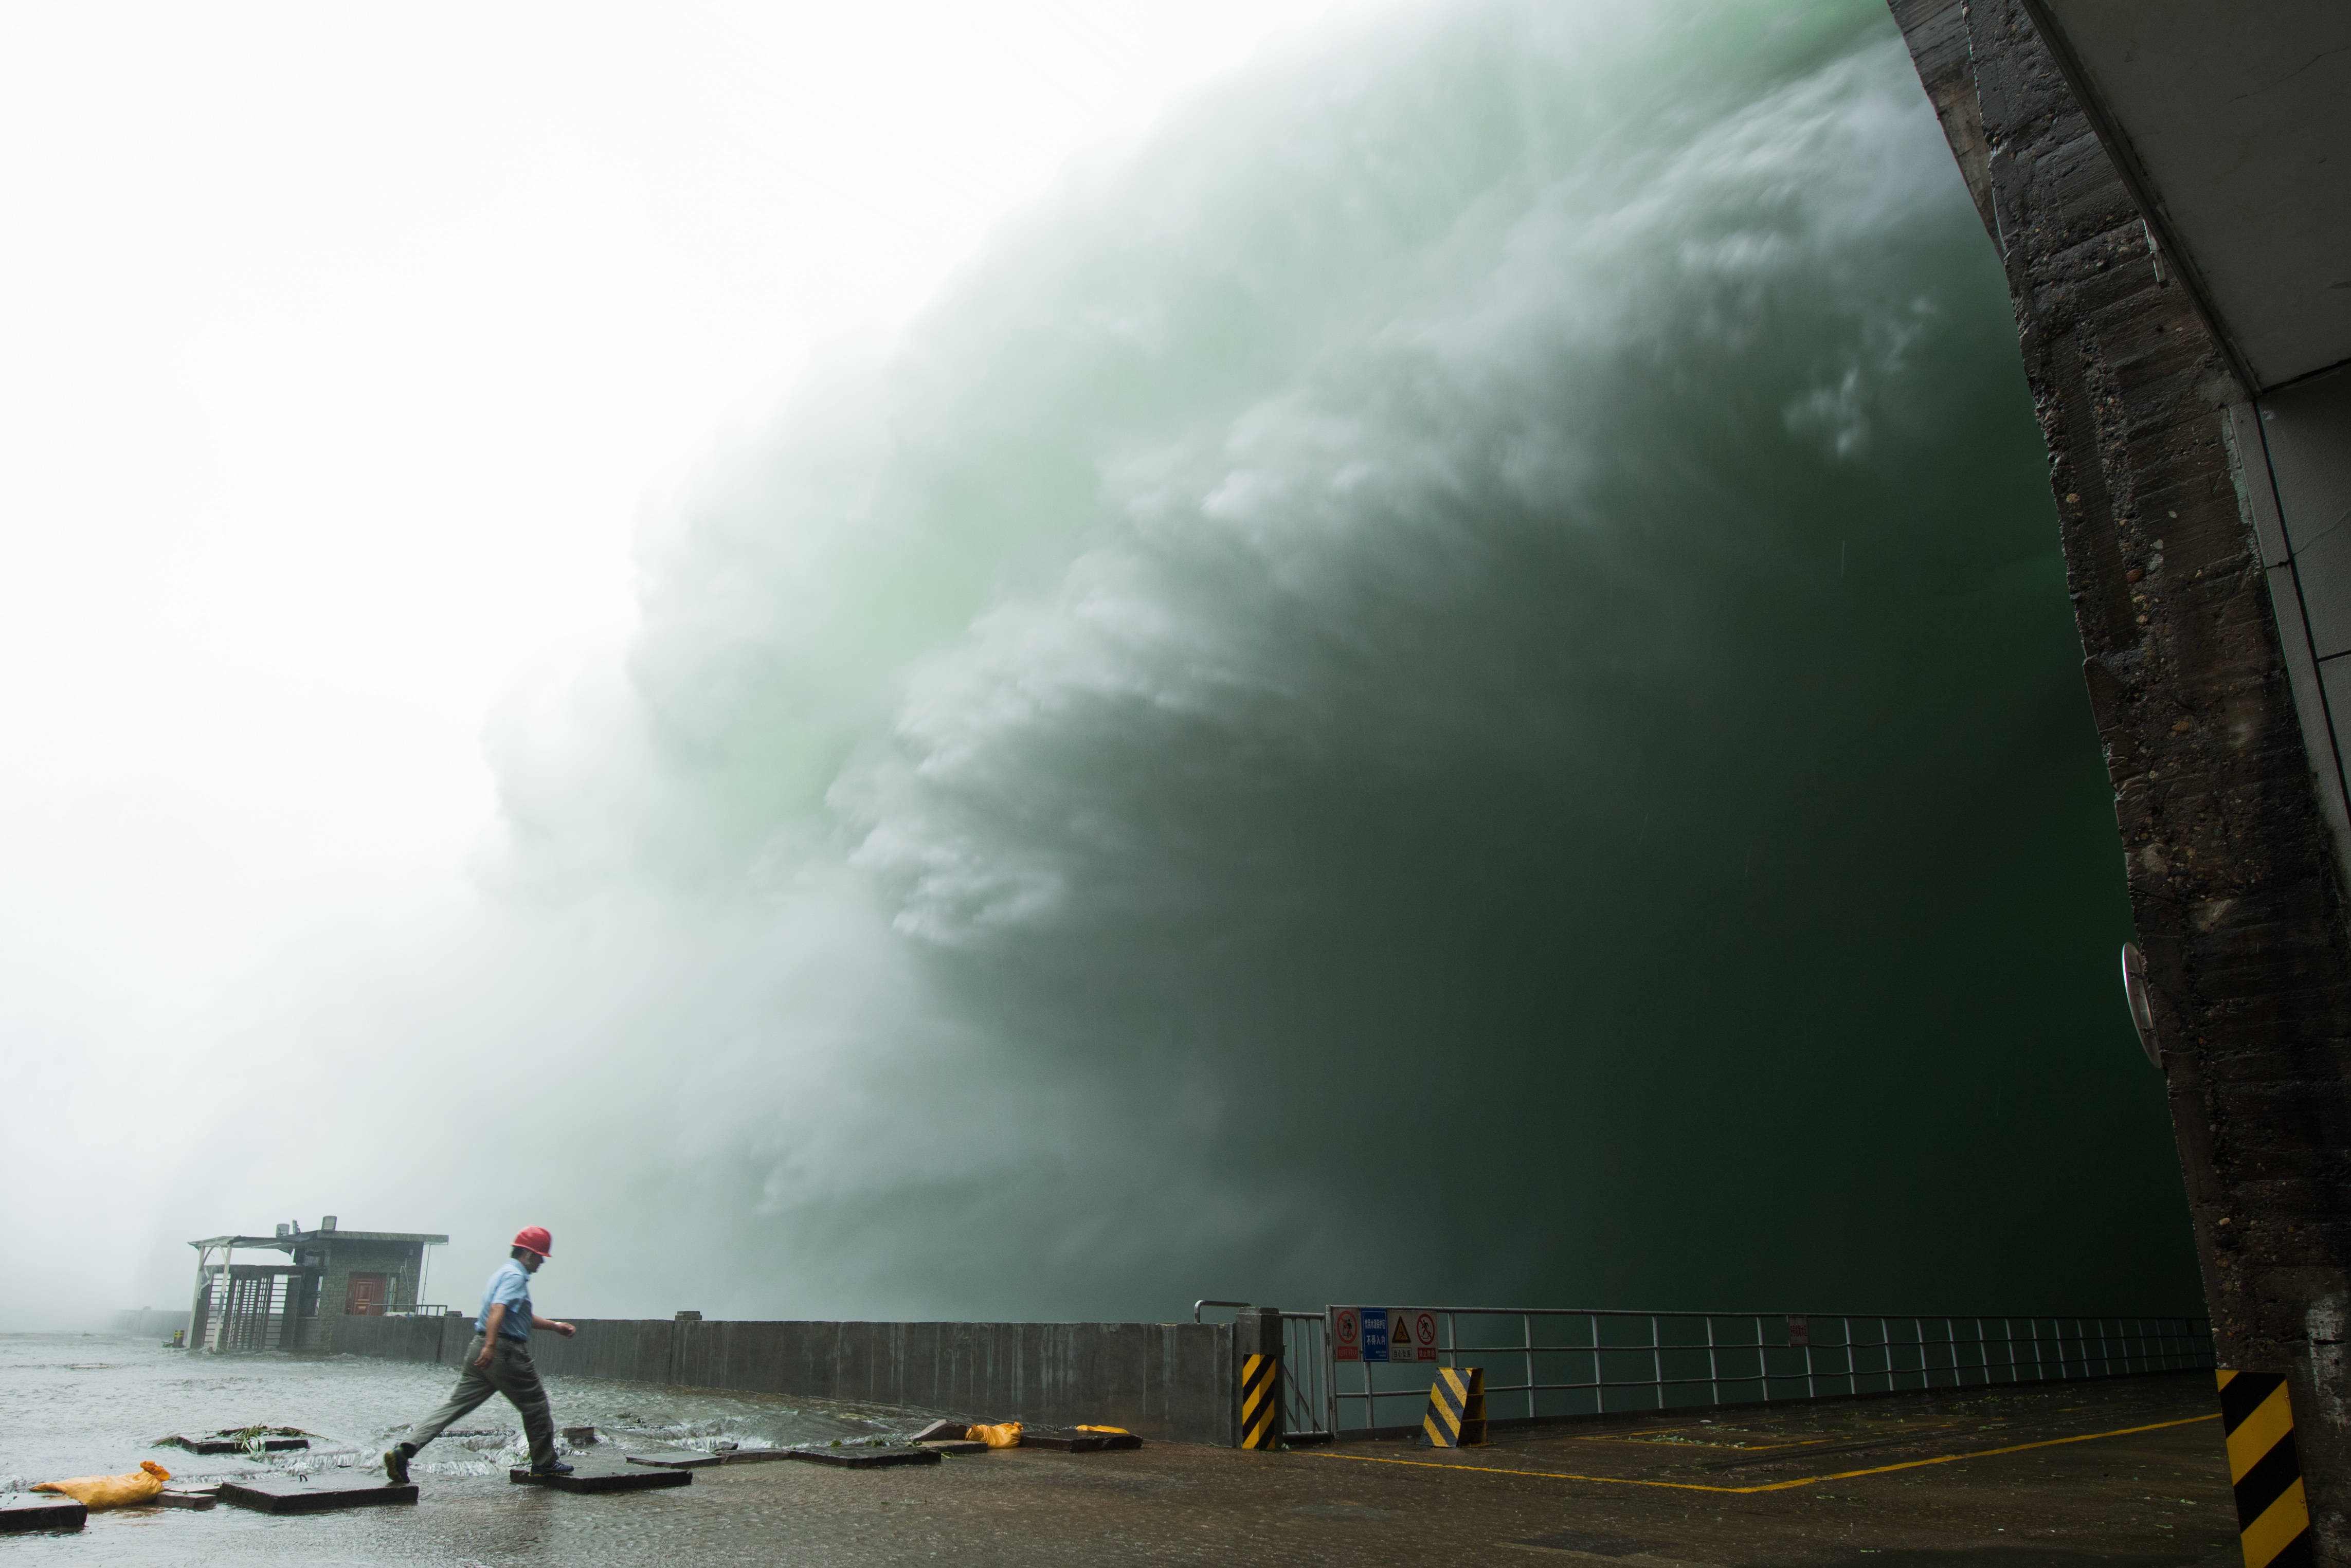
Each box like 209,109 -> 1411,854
334,1312 -> 1236,1446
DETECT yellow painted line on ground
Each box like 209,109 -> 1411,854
1576,1434 -> 1842,1452
1313,1413 -> 2218,1495
1577,1423 -> 1965,1453
1575,1420 -> 1968,1453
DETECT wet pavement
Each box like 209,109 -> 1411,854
3,1336 -> 2237,1565
0,1332 -> 946,1491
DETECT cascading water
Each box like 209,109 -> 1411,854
174,0 -> 2195,1321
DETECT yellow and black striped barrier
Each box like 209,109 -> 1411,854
2218,1370 -> 2313,1568
1240,1354 -> 1280,1450
1421,1366 -> 1488,1448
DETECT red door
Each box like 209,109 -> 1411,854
346,1273 -> 388,1316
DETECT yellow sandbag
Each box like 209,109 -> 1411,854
34,1460 -> 171,1508
967,1421 -> 1024,1448
1076,1425 -> 1131,1435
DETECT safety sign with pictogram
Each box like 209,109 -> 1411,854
1331,1307 -> 1438,1363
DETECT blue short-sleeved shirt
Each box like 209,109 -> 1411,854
476,1260 -> 533,1341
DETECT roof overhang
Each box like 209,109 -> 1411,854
190,1231 -> 449,1250
189,1235 -> 297,1252
2022,0 -> 2351,393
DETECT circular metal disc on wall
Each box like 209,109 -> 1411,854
2121,941 -> 2160,1068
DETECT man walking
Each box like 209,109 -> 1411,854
384,1226 -> 577,1482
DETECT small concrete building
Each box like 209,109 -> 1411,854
187,1217 -> 446,1353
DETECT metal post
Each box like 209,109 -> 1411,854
1648,1315 -> 1662,1414
1234,1307 -> 1285,1449
186,1244 -> 211,1354
1594,1313 -> 1608,1414
1329,1314 -> 1340,1441
1523,1313 -> 1535,1423
213,1244 -> 234,1353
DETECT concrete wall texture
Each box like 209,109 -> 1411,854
334,1315 -> 1237,1447
1891,2 -> 2351,1559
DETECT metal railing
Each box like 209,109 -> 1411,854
1280,1312 -> 1334,1443
1319,1308 -> 2214,1436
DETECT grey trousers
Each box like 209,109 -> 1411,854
400,1336 -> 556,1469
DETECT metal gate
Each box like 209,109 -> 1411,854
1278,1312 -> 1333,1444
201,1267 -> 303,1352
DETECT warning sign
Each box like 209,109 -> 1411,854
1333,1308 -> 1437,1363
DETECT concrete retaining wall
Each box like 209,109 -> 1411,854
336,1313 -> 450,1364
333,1315 -> 1235,1446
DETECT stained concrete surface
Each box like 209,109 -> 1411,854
2,1369 -> 2236,1565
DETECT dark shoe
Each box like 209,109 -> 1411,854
383,1445 -> 411,1485
528,1460 -> 574,1477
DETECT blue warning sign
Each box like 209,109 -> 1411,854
1361,1308 -> 1391,1362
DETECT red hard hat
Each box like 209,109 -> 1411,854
512,1226 -> 553,1259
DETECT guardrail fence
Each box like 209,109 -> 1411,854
1317,1308 -> 2214,1437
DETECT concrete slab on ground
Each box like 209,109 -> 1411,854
1022,1430 -> 1143,1452
217,1476 -> 418,1514
624,1450 -> 726,1470
510,1462 -> 692,1494
788,1444 -> 942,1469
0,1494 -> 84,1533
626,1445 -> 862,1469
